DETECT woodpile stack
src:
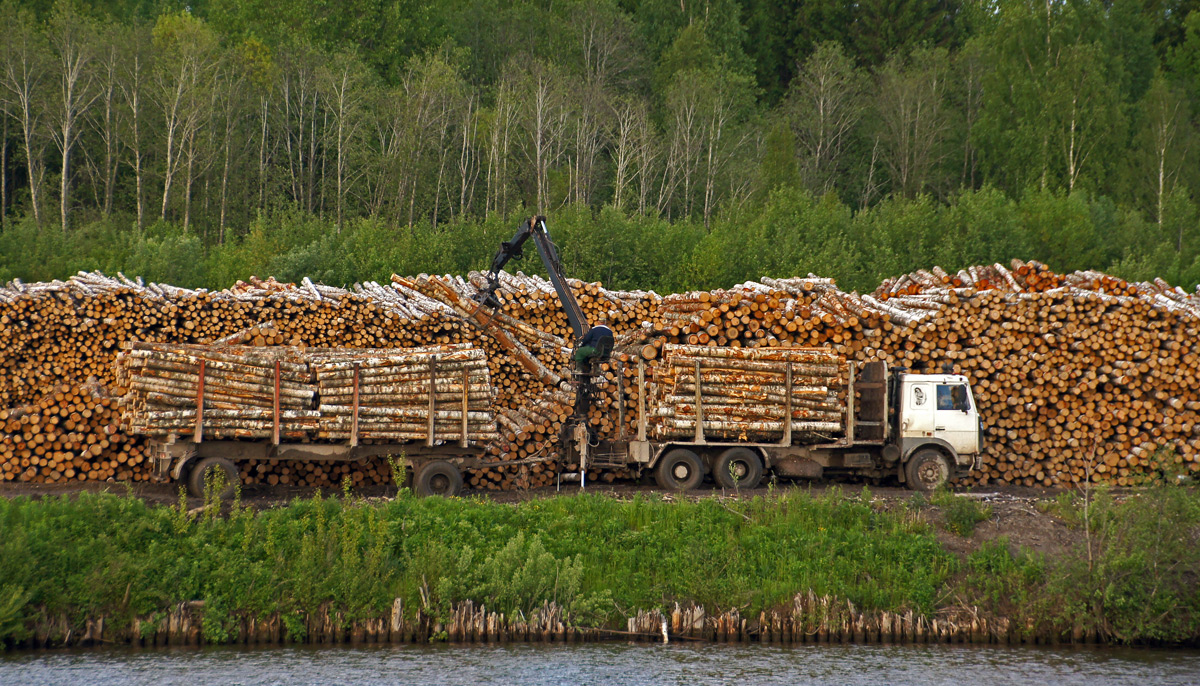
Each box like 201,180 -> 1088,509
3,258 -> 1200,490
115,341 -> 317,440
645,345 -> 846,441
0,383 -> 148,483
310,345 -> 498,443
866,262 -> 1200,486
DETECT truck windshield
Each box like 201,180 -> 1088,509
937,384 -> 970,411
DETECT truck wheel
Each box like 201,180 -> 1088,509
714,448 -> 763,489
905,449 -> 950,492
655,449 -> 703,491
186,457 -> 239,499
415,461 -> 463,497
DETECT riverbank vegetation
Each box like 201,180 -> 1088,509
0,484 -> 1197,647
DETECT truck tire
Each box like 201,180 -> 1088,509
655,449 -> 703,491
905,449 -> 950,492
186,457 -> 239,499
415,460 -> 463,497
714,448 -> 763,489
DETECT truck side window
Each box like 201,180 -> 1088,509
937,384 -> 970,411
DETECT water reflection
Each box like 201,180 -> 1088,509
2,642 -> 1198,686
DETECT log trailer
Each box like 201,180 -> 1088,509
141,348 -> 983,497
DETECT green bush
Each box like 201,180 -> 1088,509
931,488 -> 992,536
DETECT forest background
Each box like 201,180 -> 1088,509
1,0 -> 1199,294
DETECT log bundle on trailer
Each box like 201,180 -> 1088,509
115,341 -> 317,440
309,344 -> 498,444
1,259 -> 1199,489
644,345 -> 847,442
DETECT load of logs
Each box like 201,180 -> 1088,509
115,341 -> 317,440
646,345 -> 846,442
115,340 -> 497,446
2,257 -> 1200,489
310,345 -> 497,444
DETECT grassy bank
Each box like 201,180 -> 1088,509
0,485 -> 1197,647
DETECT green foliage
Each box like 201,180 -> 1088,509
1066,484 -> 1200,641
0,0 -> 1196,289
931,488 -> 992,537
964,484 -> 1200,643
0,489 -> 953,643
1,487 -> 1198,644
962,537 -> 1049,624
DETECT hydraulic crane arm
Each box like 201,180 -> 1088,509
477,215 -> 590,341
476,215 -> 613,485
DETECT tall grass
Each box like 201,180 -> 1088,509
0,484 -> 1197,646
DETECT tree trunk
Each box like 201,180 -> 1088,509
1,114 -> 7,230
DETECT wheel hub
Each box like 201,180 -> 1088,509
430,474 -> 449,492
672,463 -> 690,479
919,462 -> 942,485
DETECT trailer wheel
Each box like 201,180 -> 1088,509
415,460 -> 463,497
904,449 -> 950,492
655,449 -> 703,491
186,457 -> 239,499
714,448 -> 763,489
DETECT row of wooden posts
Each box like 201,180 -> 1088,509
9,594 -> 1118,650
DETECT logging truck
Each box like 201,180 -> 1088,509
579,353 -> 984,492
140,344 -> 982,498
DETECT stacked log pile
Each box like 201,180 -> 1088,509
866,261 -> 1200,486
309,344 -> 498,443
0,383 -> 148,483
3,258 -> 1200,489
645,345 -> 846,441
115,342 -> 317,440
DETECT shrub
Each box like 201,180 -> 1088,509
932,488 -> 992,536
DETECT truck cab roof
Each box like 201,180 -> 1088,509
901,373 -> 970,385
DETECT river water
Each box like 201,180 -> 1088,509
2,643 -> 1197,686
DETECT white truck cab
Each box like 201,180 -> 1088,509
895,372 -> 983,487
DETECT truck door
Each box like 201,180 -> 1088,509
902,381 -> 935,436
934,383 -> 978,454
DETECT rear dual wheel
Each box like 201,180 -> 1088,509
415,460 -> 463,497
186,457 -> 239,499
655,449 -> 703,491
714,448 -> 763,490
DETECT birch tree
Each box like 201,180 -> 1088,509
1137,75 -> 1191,234
1048,43 -> 1121,193
0,7 -> 50,227
610,96 -> 648,211
875,47 -> 952,198
317,51 -> 370,232
785,41 -> 865,196
516,59 -> 568,213
88,20 -> 124,217
484,69 -> 518,218
116,23 -> 152,229
150,13 -> 218,224
277,44 -> 320,213
47,2 -> 98,233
